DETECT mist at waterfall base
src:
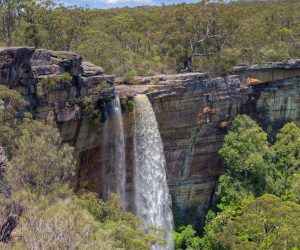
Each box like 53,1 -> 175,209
133,94 -> 174,250
102,94 -> 174,249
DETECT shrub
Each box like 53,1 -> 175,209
124,69 -> 138,84
0,84 -> 26,122
6,123 -> 75,195
0,84 -> 26,109
120,98 -> 135,112
14,193 -> 114,250
81,96 -> 102,127
144,69 -> 156,77
258,42 -> 289,63
78,192 -> 165,249
94,81 -> 109,93
38,73 -> 73,96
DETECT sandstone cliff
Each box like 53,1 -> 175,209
1,47 -> 300,221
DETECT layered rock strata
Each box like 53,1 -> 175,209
1,47 -> 300,220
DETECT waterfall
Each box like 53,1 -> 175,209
112,95 -> 126,204
101,102 -> 110,198
133,94 -> 174,250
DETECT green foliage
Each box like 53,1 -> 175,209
257,42 -> 289,63
38,73 -> 73,96
120,98 -> 135,112
78,192 -> 165,250
123,69 -> 140,85
218,116 -> 300,210
81,96 -> 102,127
216,194 -> 300,250
24,23 -> 44,48
0,84 -> 28,156
6,123 -> 75,195
5,188 -> 115,249
195,117 -> 300,250
0,84 -> 26,109
0,125 -> 16,158
267,122 -> 300,200
0,84 -> 26,121
174,225 -> 202,250
93,81 -> 109,93
145,69 -> 156,77
0,85 -> 165,249
124,69 -> 137,79
4,0 -> 300,75
273,122 -> 300,169
218,115 -> 271,209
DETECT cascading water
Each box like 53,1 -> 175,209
101,102 -> 110,198
112,95 -> 126,204
133,94 -> 174,250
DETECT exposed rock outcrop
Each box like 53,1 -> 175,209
0,47 -> 115,122
1,47 -> 300,222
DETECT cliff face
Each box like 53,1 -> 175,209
1,47 -> 300,219
144,62 -> 300,215
0,47 -> 115,194
137,74 -> 250,216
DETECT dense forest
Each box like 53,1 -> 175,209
1,0 -> 300,249
174,116 -> 300,249
1,0 -> 300,76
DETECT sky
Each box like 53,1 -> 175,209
60,0 -> 199,9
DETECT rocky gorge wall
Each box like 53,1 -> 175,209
1,47 -> 300,221
147,63 -> 300,218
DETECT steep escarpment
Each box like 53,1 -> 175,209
233,61 -> 300,131
114,74 -> 250,217
114,62 -> 300,218
147,75 -> 249,217
1,47 -> 300,221
0,46 -> 115,194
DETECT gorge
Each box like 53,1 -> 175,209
1,47 -> 300,245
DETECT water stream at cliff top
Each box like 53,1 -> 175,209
133,94 -> 174,250
112,95 -> 126,204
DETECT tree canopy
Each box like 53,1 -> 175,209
175,116 -> 300,249
1,0 -> 300,75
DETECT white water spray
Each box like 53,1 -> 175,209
112,95 -> 126,203
133,94 -> 174,250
